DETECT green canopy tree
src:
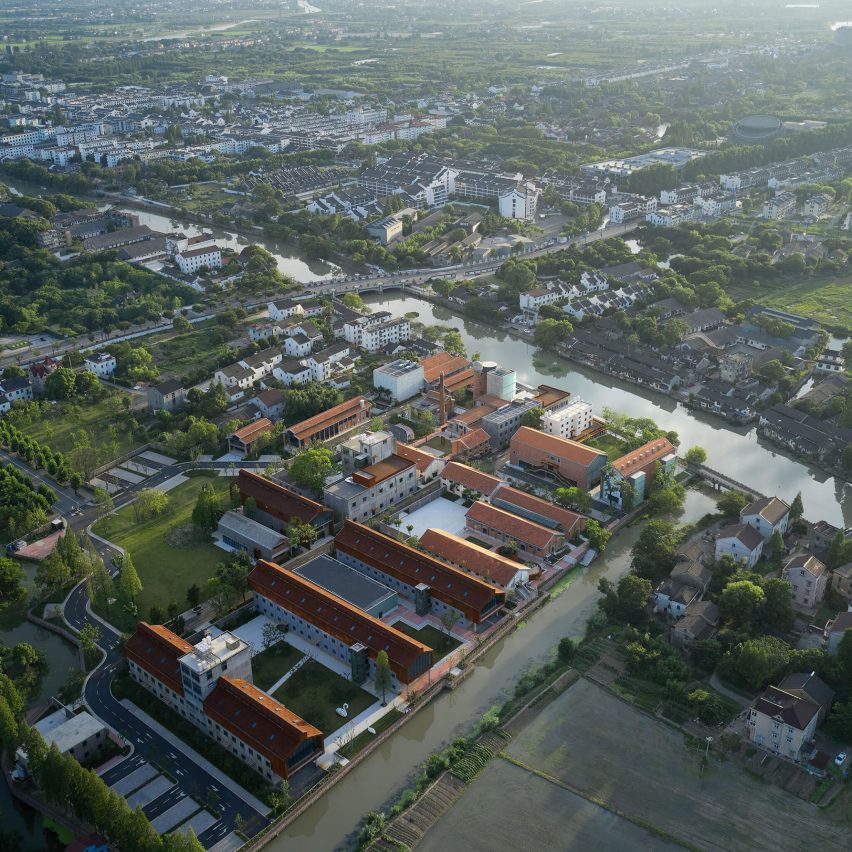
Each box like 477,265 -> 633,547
375,649 -> 391,705
289,446 -> 337,493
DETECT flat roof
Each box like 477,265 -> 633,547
352,453 -> 415,487
179,631 -> 249,675
37,712 -> 105,753
294,555 -> 397,612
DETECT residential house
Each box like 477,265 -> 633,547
252,389 -> 285,420
83,351 -> 117,377
509,426 -> 608,489
654,560 -> 712,619
305,343 -> 353,382
176,245 -> 221,274
782,554 -> 828,609
715,523 -> 765,568
740,496 -> 790,540
147,378 -> 186,413
831,562 -> 852,603
272,359 -> 312,387
826,611 -> 852,655
214,363 -> 255,402
671,601 -> 720,648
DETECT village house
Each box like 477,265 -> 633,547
740,496 -> 791,540
781,554 -> 828,610
715,523 -> 765,568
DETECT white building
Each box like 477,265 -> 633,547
373,359 -> 425,401
176,245 -> 222,274
498,182 -> 540,220
540,399 -> 593,439
83,351 -> 117,377
714,523 -> 764,568
344,313 -> 410,353
740,496 -> 790,540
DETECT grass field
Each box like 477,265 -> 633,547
727,275 -> 852,334
23,394 -> 140,459
395,622 -> 461,660
251,642 -> 304,692
271,661 -> 375,735
147,320 -> 232,377
585,433 -> 630,460
92,472 -> 232,620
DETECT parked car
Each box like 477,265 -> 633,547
835,752 -> 847,766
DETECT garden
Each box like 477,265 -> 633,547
395,622 -> 462,661
271,661 -> 375,735
250,642 -> 304,692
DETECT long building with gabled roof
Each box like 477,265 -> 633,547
238,469 -> 334,538
334,521 -> 505,627
249,558 -> 432,686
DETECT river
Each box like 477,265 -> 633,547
274,489 -> 717,850
0,565 -> 81,850
362,293 -> 850,527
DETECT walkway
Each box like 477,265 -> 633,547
709,672 -> 753,709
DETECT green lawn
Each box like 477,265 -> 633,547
22,394 -> 140,459
395,622 -> 461,661
92,472 -> 232,621
271,661 -> 375,735
147,320 -> 231,376
585,433 -> 630,461
251,642 -> 304,692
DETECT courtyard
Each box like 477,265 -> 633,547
398,496 -> 468,539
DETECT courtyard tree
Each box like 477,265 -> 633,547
761,577 -> 795,630
289,446 -> 337,494
375,649 -> 392,705
719,636 -> 791,690
191,482 -> 221,531
520,407 -> 544,429
585,519 -> 612,552
287,518 -> 318,552
554,486 -> 592,514
440,608 -> 461,640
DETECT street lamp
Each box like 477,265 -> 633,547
705,736 -> 713,759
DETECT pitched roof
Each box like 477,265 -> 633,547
419,529 -> 521,588
238,469 -> 328,525
779,672 -> 834,713
421,352 -> 471,383
611,438 -> 676,476
717,523 -> 764,550
440,461 -> 502,495
510,426 -> 608,465
490,484 -> 583,535
203,676 -> 322,769
287,396 -> 370,442
124,622 -> 194,695
753,686 -> 820,731
334,521 -> 504,623
828,611 -> 852,636
456,427 -> 490,451
782,553 -> 827,579
741,496 -> 790,525
466,500 -> 562,550
394,442 -> 441,473
248,559 -> 431,682
230,418 -> 273,444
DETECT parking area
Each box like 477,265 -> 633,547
99,753 -> 228,849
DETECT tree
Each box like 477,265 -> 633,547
287,518 -> 318,552
648,470 -> 685,516
554,486 -> 592,514
289,446 -> 337,493
172,315 -> 192,333
557,636 -> 576,663
186,584 -> 201,609
440,608 -> 461,639
719,636 -> 791,690
598,575 -> 651,625
716,490 -> 750,518
44,367 -> 77,400
0,557 -> 25,607
520,407 -> 544,429
79,623 -> 101,662
375,649 -> 391,705
533,318 -> 573,349
87,555 -> 114,614
35,548 -> 70,595
719,580 -> 765,629
761,578 -> 794,630
630,520 -> 679,583
789,491 -> 804,521
827,531 -> 852,568
133,488 -> 170,522
766,529 -> 785,564
0,695 -> 18,760
117,553 -> 142,606
93,487 -> 114,519
689,639 -> 723,673
685,446 -> 707,465
216,552 -> 252,603
192,482 -> 221,531
585,519 -> 612,552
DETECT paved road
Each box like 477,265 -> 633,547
63,578 -> 270,841
0,448 -> 81,515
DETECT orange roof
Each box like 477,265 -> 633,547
612,438 -> 676,476
510,426 -> 607,465
466,501 -> 563,550
441,461 -> 502,495
456,427 -> 490,452
203,676 -> 322,774
394,442 -> 441,473
287,395 -> 370,442
421,352 -> 472,383
238,469 -> 330,525
335,521 -> 505,623
441,367 -> 477,392
231,417 -> 273,444
532,384 -> 571,410
352,453 -> 415,487
420,529 -> 522,588
490,484 -> 584,535
124,622 -> 194,696
249,559 -> 432,682
450,407 -> 492,426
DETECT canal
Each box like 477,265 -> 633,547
274,490 -> 717,851
363,292 -> 850,528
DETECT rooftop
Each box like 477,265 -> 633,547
717,523 -> 764,551
179,630 -> 249,675
441,461 -> 502,495
466,500 -> 562,550
741,496 -> 791,525
294,555 -> 397,612
33,711 -> 105,755
419,528 -> 522,588
611,438 -> 676,476
286,395 -> 370,442
490,484 -> 583,534
217,510 -> 289,552
238,470 -> 329,525
351,453 -> 415,487
510,426 -> 608,465
230,418 -> 273,444
124,622 -> 194,695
